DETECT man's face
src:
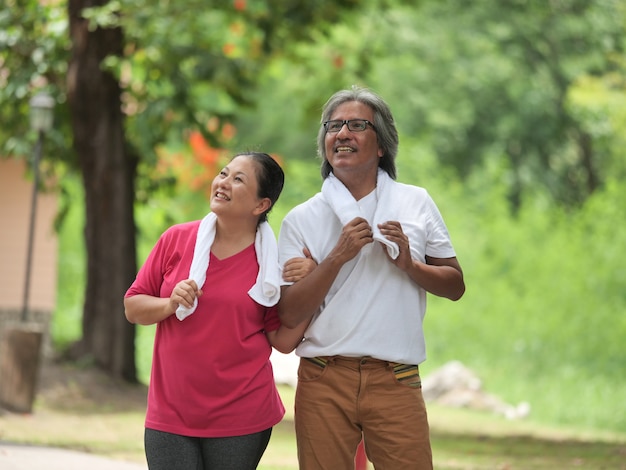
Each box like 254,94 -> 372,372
324,101 -> 383,178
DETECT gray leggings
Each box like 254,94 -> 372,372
144,427 -> 272,470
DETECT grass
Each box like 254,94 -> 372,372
428,406 -> 626,470
1,361 -> 625,470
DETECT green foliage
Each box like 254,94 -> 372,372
567,73 -> 626,181
235,0 -> 626,211
417,156 -> 626,432
0,0 -> 71,160
2,0 -> 364,195
52,177 -> 85,348
4,0 -> 625,212
89,0 -> 366,167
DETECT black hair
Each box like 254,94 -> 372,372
232,152 -> 284,224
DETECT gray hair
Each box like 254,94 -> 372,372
317,85 -> 398,180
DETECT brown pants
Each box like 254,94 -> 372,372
295,356 -> 433,470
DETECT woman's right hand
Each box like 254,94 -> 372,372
168,279 -> 203,313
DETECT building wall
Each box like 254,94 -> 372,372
0,158 -> 58,321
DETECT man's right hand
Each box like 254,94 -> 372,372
330,217 -> 374,264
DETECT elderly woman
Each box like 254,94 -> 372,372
125,152 -> 309,470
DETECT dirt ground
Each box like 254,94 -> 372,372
32,357 -> 149,414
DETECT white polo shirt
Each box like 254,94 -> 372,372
278,180 -> 456,365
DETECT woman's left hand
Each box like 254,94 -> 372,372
283,247 -> 317,283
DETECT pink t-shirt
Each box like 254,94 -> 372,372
125,221 -> 284,437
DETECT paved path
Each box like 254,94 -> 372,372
0,442 -> 147,469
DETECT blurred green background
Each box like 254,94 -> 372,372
4,0 -> 625,438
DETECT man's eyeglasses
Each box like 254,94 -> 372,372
323,119 -> 376,133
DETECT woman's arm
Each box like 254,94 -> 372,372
266,248 -> 318,352
266,318 -> 312,353
124,294 -> 173,325
124,279 -> 202,325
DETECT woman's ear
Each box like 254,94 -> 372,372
253,197 -> 272,217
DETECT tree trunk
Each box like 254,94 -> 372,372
579,129 -> 598,196
67,0 -> 137,382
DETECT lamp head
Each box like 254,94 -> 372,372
29,92 -> 55,133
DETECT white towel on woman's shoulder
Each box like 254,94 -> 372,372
248,221 -> 282,307
175,212 -> 281,321
321,169 -> 399,259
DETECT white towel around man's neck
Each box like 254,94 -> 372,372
175,212 -> 281,321
321,169 -> 399,259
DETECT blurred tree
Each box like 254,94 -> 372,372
373,0 -> 626,211
251,0 -> 625,211
1,0 -> 361,381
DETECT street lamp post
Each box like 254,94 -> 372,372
21,92 -> 55,323
0,92 -> 55,413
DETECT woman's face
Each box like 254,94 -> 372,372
210,156 -> 268,220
